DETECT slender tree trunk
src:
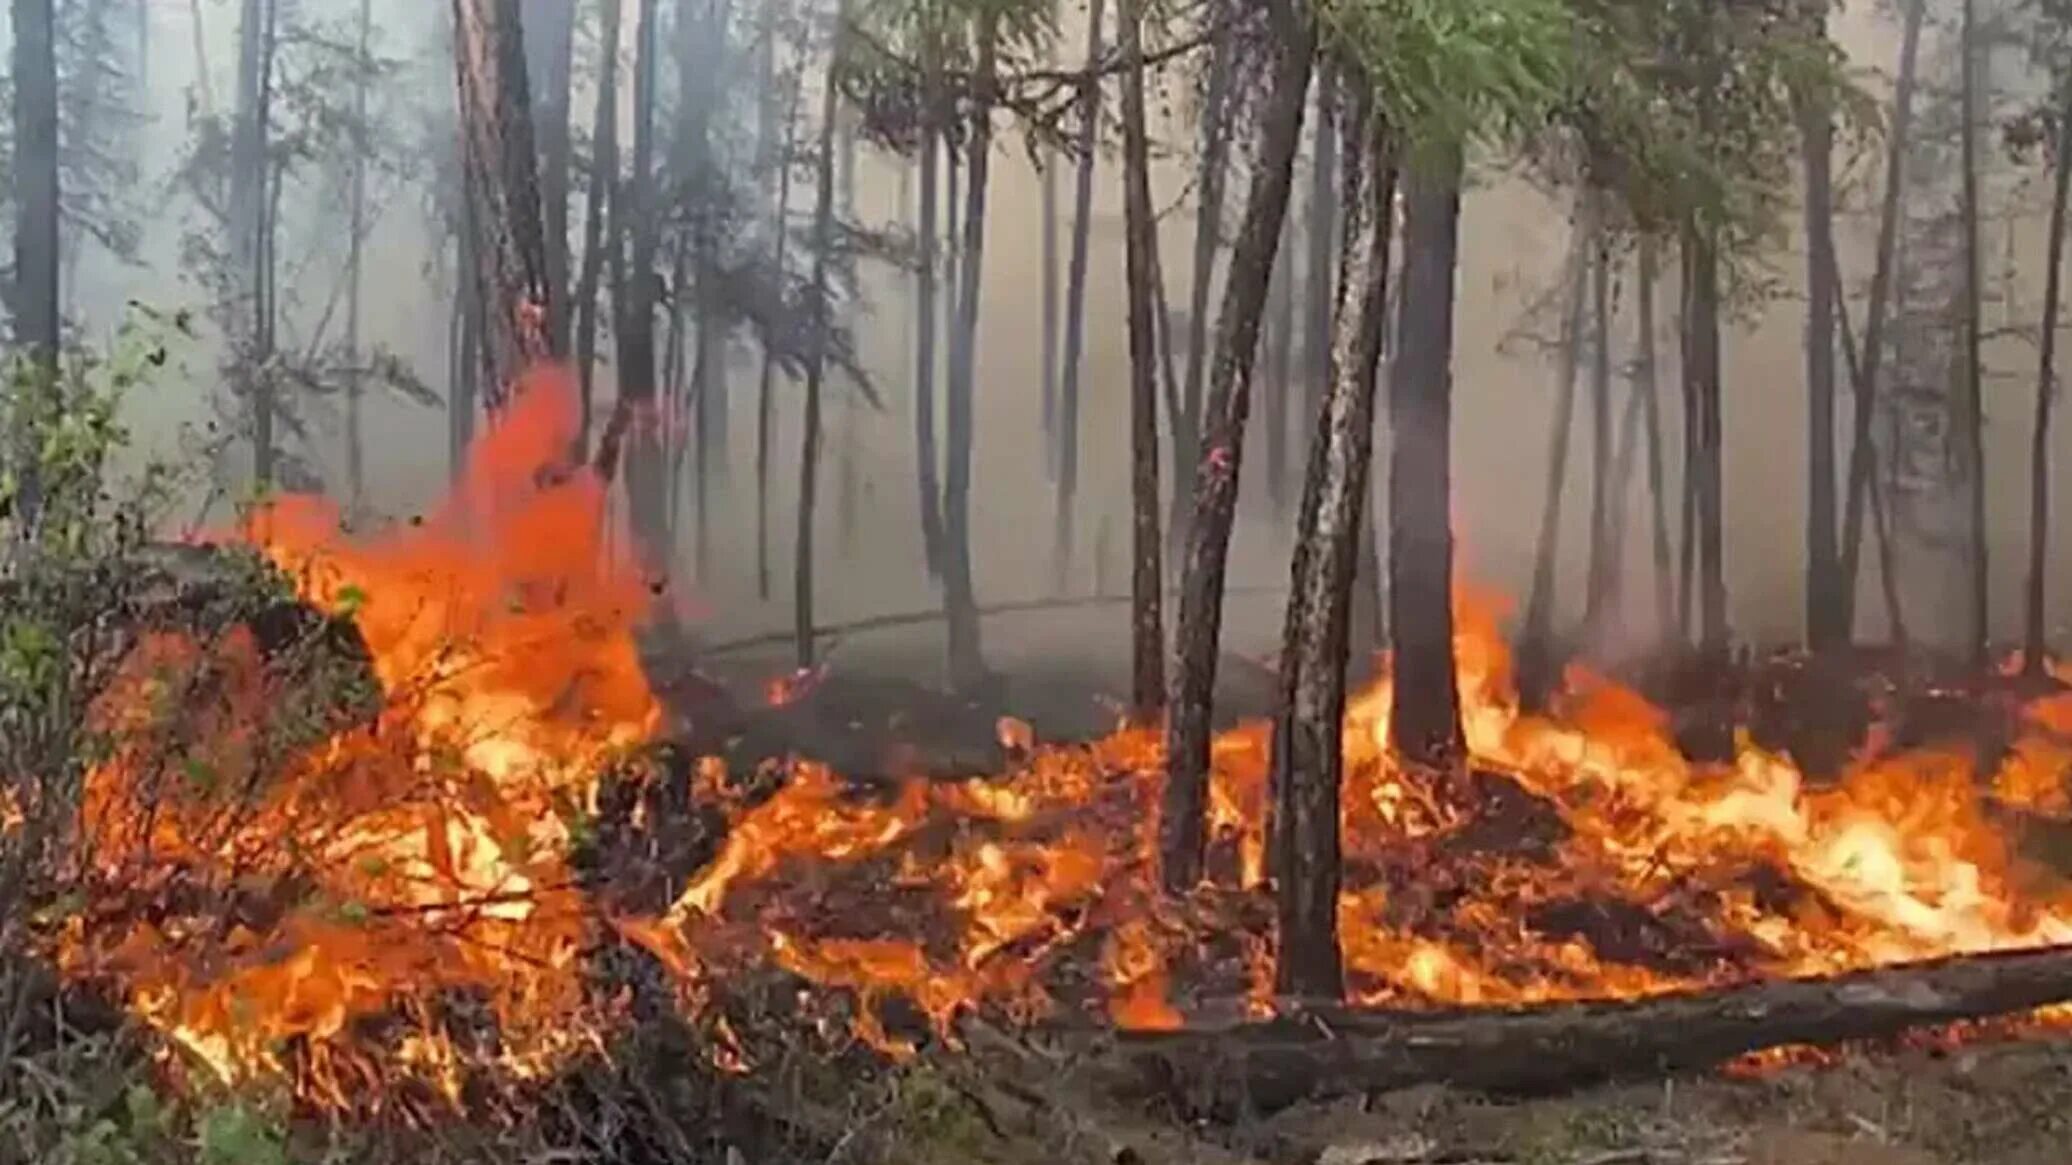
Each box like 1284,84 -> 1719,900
2025,70 -> 2072,675
1161,0 -> 1314,892
345,0 -> 371,514
1041,0 -> 1062,475
1171,23 -> 1234,572
1054,0 -> 1107,591
521,0 -> 575,351
572,0 -> 623,459
239,0 -> 280,488
1636,239 -> 1675,648
914,46 -> 947,580
1517,202 -> 1594,706
1118,0 -> 1164,720
796,0 -> 846,669
1273,99 -> 1393,1003
1684,219 -> 1728,663
943,11 -> 1001,690
1302,68 -> 1338,467
1828,240 -> 1912,649
1798,5 -> 1843,650
759,70 -> 804,602
1958,0 -> 1989,668
453,0 -> 557,412
1838,0 -> 1926,635
1265,199 -> 1297,510
1584,227 -> 1615,629
1388,142 -> 1467,772
11,0 -> 59,531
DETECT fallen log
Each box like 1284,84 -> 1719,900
1085,943 -> 2072,1115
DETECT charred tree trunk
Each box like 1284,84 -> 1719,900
1798,5 -> 1843,651
796,1 -> 846,670
521,0 -> 575,352
1171,23 -> 1234,574
11,0 -> 60,528
1118,0 -> 1164,721
1516,204 -> 1594,707
1957,0 -> 1989,668
1636,239 -> 1675,648
1272,100 -> 1393,1004
2025,70 -> 2072,675
1386,144 -> 1466,772
1301,68 -> 1338,470
943,11 -> 1001,691
1161,0 -> 1315,892
1838,0 -> 1925,637
914,44 -> 947,581
1583,231 -> 1614,629
758,69 -> 803,602
1683,219 -> 1728,665
1053,0 -> 1107,591
452,0 -> 557,411
572,0 -> 622,459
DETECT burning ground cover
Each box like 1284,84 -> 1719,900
32,369 -> 2072,1133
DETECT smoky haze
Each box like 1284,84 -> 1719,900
20,0 -> 2072,676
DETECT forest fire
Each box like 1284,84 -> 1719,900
45,369 -> 2072,1110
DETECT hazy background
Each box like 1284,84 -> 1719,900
47,0 -> 2072,674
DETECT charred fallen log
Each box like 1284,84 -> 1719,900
1087,942 -> 2072,1114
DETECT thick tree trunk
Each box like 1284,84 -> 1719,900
1684,220 -> 1728,664
11,0 -> 60,528
1053,0 -> 1107,591
1386,145 -> 1466,772
452,0 -> 557,411
1798,11 -> 1843,651
914,50 -> 947,581
1635,240 -> 1675,648
1092,943 -> 2072,1116
520,0 -> 575,352
1272,101 -> 1393,1003
943,12 -> 1001,691
1516,204 -> 1594,707
1170,24 -> 1234,574
1159,0 -> 1314,893
571,0 -> 622,459
796,2 -> 846,670
2025,72 -> 2072,675
1118,0 -> 1164,721
1958,0 -> 1989,668
1301,68 -> 1338,469
1838,0 -> 1925,636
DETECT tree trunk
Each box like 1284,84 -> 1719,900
572,0 -> 622,459
1838,0 -> 1926,636
1264,199 -> 1297,511
796,0 -> 847,669
1798,5 -> 1843,651
1041,1 -> 1061,476
943,11 -> 1001,691
759,70 -> 804,602
11,0 -> 60,528
1386,143 -> 1466,772
1683,219 -> 1728,664
1161,0 -> 1315,892
452,229 -> 482,475
1302,68 -> 1338,470
914,46 -> 947,581
1053,0 -> 1107,591
1272,100 -> 1393,1004
2025,70 -> 2072,675
1170,24 -> 1234,574
1118,0 -> 1164,721
1583,230 -> 1614,629
1635,239 -> 1675,648
237,0 -> 279,489
452,0 -> 557,411
1516,203 -> 1594,707
521,0 -> 575,352
345,0 -> 371,514
1957,0 -> 1989,668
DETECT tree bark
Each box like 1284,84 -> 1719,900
1041,0 -> 1061,476
1118,0 -> 1164,721
521,0 -> 575,353
914,41 -> 947,581
1838,0 -> 1926,637
452,0 -> 557,412
2025,70 -> 2072,676
1386,143 -> 1466,772
1053,0 -> 1107,591
1684,219 -> 1728,664
943,10 -> 1001,691
1159,0 -> 1314,893
1092,943 -> 2072,1115
1301,68 -> 1338,472
1635,239 -> 1675,649
1170,21 -> 1234,574
1264,195 -> 1297,511
1516,202 -> 1595,708
572,0 -> 622,460
1272,99 -> 1393,1004
1797,3 -> 1843,651
1957,0 -> 1989,668
1583,231 -> 1614,629
796,0 -> 847,670
11,0 -> 60,528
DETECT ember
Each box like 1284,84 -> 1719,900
45,369 -> 2072,1109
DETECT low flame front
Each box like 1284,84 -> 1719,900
46,369 -> 2072,1106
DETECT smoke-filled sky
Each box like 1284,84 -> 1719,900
29,0 -> 2072,663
